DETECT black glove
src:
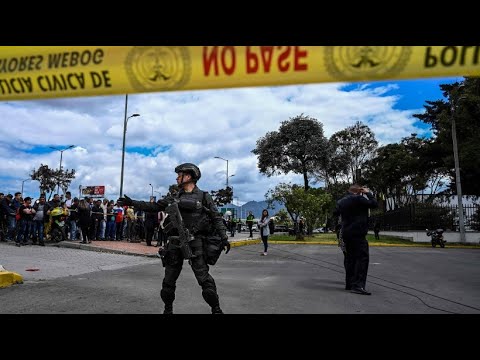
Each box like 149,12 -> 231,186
221,235 -> 230,254
118,195 -> 133,206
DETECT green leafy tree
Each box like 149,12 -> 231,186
210,186 -> 233,207
252,114 -> 329,190
265,183 -> 332,239
362,134 -> 438,208
274,208 -> 291,226
315,136 -> 350,188
265,183 -> 302,226
329,121 -> 378,184
325,181 -> 350,227
288,187 -> 332,236
30,164 -> 75,200
413,77 -> 480,196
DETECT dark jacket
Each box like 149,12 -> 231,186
130,186 -> 227,238
1,198 -> 16,217
334,192 -> 378,238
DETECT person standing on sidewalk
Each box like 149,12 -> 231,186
258,209 -> 270,256
32,195 -> 47,246
246,211 -> 255,238
334,184 -> 378,295
119,163 -> 230,314
77,199 -> 92,244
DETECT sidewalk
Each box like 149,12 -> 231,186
57,230 -> 261,257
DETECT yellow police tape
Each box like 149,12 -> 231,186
0,46 -> 478,101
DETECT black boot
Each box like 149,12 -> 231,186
163,304 -> 173,314
211,305 -> 223,314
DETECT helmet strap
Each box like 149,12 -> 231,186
179,174 -> 195,188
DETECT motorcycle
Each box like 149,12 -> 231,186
49,207 -> 68,243
426,228 -> 446,248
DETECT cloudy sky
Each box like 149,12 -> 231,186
0,76 -> 462,204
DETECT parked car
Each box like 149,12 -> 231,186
312,227 -> 325,234
274,225 -> 290,233
241,224 -> 259,232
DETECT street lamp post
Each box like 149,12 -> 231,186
149,183 -> 154,197
50,145 -> 75,193
450,86 -> 467,243
119,94 -> 140,198
21,178 -> 31,195
214,156 -> 229,187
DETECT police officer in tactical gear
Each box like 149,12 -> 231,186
119,163 -> 230,314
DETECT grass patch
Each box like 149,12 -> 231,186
268,233 -> 480,248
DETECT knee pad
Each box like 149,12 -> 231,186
202,288 -> 219,307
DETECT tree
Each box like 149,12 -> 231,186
252,114 -> 329,190
413,77 -> 480,196
329,121 -> 378,183
30,164 -> 76,200
316,137 -> 350,188
361,134 -> 442,208
265,183 -> 332,239
265,183 -> 302,227
274,208 -> 291,226
288,187 -> 332,236
210,186 -> 233,207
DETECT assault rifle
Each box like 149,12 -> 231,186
164,199 -> 195,260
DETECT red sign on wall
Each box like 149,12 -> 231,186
81,186 -> 105,198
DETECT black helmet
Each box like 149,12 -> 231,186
175,163 -> 201,181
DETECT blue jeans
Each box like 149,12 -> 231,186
106,221 -> 116,240
69,220 -> 78,241
17,219 -> 34,243
7,216 -> 16,240
34,220 -> 44,243
99,220 -> 106,240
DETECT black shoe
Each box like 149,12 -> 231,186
351,287 -> 371,295
345,286 -> 352,290
211,306 -> 224,314
163,305 -> 173,314
39,242 -> 45,246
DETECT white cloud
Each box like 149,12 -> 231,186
0,82 -> 430,202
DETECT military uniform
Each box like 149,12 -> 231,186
126,184 -> 228,313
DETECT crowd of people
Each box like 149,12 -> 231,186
0,191 -> 167,247
1,172 -> 380,313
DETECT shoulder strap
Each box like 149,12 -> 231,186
202,191 -> 207,206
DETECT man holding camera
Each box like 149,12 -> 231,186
334,184 -> 378,295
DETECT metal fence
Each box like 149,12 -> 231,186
370,203 -> 479,231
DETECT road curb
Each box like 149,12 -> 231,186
57,242 -> 159,258
0,265 -> 23,288
267,240 -> 480,249
230,239 -> 262,247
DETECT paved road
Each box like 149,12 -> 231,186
1,242 -> 479,314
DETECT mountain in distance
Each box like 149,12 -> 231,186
218,200 -> 286,219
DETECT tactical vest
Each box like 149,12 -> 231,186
175,188 -> 210,235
